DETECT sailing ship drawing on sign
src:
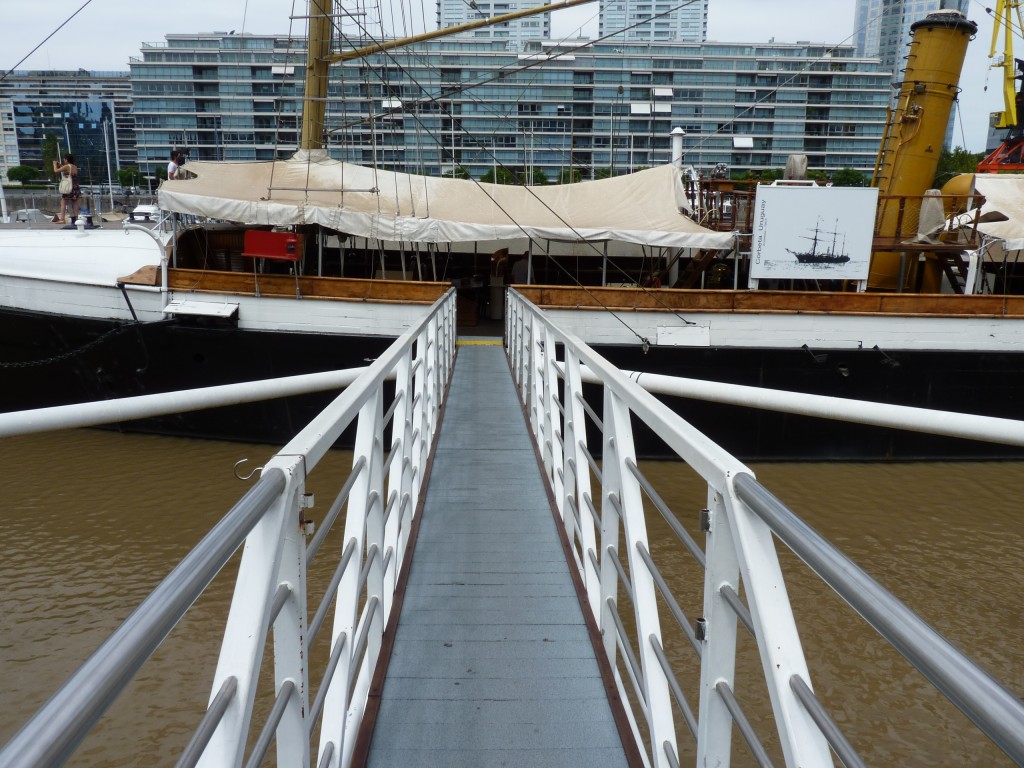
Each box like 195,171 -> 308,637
786,218 -> 851,264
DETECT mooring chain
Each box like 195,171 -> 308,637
0,325 -> 127,368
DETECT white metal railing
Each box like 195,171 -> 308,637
505,288 -> 1024,768
0,288 -> 456,768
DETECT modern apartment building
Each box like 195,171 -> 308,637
436,0 -> 550,44
130,32 -> 889,182
854,0 -> 968,77
0,70 -> 136,186
599,0 -> 707,43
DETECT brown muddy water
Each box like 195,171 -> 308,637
0,430 -> 1021,766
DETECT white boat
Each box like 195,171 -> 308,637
3,6 -> 1024,458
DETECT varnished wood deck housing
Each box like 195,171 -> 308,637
518,286 -> 1024,318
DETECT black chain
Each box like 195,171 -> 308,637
0,324 -> 129,368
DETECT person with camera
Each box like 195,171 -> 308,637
52,153 -> 80,225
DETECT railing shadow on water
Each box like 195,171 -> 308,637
505,288 -> 1024,768
0,290 -> 457,768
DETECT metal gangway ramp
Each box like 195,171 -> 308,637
362,340 -> 631,767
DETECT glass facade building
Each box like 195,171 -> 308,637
0,70 -> 136,186
129,33 -> 889,182
599,0 -> 707,43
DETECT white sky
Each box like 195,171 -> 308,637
0,0 -> 1005,151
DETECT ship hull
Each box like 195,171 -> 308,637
590,343 -> 1024,461
0,307 -> 394,444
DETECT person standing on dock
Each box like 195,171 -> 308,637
51,154 -> 80,225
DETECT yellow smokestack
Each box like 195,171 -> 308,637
868,10 -> 977,291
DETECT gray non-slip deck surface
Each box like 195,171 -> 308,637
365,343 -> 629,768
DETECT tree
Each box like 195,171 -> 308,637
933,146 -> 984,188
41,133 -> 59,177
594,167 -> 618,180
480,167 -> 518,185
529,167 -> 548,186
443,165 -> 471,180
5,165 -> 40,184
117,166 -> 142,189
830,168 -> 869,187
558,168 -> 582,184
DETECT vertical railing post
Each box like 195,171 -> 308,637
598,387 -> 624,673
341,389 -> 386,768
270,460 -> 312,768
563,349 -> 600,614
197,463 -> 301,768
719,481 -> 833,767
385,351 -> 413,612
603,390 -> 677,767
542,324 -> 562,499
317,396 -> 379,768
695,488 -> 741,767
410,326 -> 429,518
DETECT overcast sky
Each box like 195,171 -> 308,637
0,0 -> 1003,151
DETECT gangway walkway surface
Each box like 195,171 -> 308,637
364,340 -> 630,768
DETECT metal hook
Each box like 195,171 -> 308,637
233,458 -> 263,481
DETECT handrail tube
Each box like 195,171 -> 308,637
663,742 -> 681,768
607,545 -> 634,601
306,459 -> 367,566
626,459 -> 706,569
715,681 -> 776,768
317,742 -> 334,768
243,679 -> 297,768
650,637 -> 698,738
346,597 -> 380,696
607,597 -> 647,709
594,367 -> 1024,449
309,633 -> 349,729
565,495 -> 584,542
636,543 -> 700,658
176,677 -> 238,768
720,584 -> 755,637
0,368 -> 371,438
268,584 -> 293,628
733,472 -> 1024,764
0,468 -> 287,768
578,440 -> 603,484
575,391 -> 604,432
582,492 -> 601,529
357,543 -> 380,598
308,539 -> 358,645
382,389 -> 404,430
789,675 -> 867,768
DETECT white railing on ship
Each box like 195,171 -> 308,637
505,288 -> 1024,768
0,288 -> 457,768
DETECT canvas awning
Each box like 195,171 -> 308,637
971,173 -> 1024,251
158,152 -> 734,251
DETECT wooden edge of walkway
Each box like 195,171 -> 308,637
349,346 -> 460,768
350,341 -> 645,768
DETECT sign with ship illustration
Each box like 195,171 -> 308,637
749,184 -> 878,283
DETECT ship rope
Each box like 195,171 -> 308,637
0,0 -> 94,83
323,1 -> 709,343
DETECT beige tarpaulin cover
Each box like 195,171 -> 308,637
158,151 -> 734,250
972,173 -> 1024,250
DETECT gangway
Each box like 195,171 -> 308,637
1,287 -> 1023,768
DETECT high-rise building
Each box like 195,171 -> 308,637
854,0 -> 968,76
0,70 -> 136,186
599,0 -> 708,42
130,32 -> 889,181
436,0 -> 550,45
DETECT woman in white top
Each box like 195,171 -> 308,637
167,150 -> 181,180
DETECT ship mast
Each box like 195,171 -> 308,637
299,0 -> 597,150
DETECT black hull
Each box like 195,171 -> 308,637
0,308 -> 395,445
592,344 -> 1024,461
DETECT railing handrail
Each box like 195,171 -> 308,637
505,287 -> 1024,768
732,472 -> 1024,763
0,287 -> 457,768
0,469 -> 287,768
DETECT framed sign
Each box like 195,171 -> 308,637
749,184 -> 878,285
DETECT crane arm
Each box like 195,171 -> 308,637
989,0 -> 1024,129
